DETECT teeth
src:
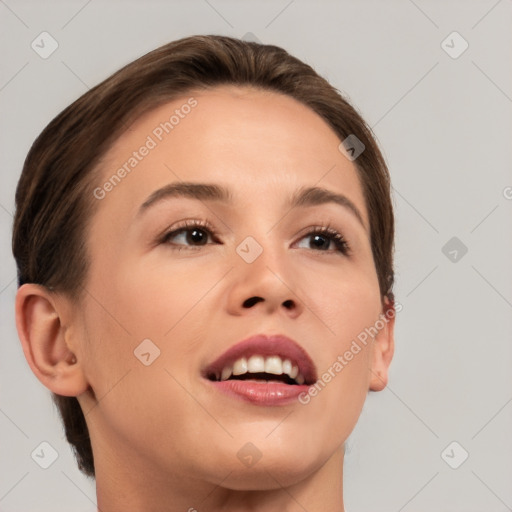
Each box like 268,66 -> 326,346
233,357 -> 247,375
218,354 -> 305,384
247,355 -> 265,373
221,366 -> 233,381
265,356 -> 283,375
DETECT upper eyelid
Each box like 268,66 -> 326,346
160,219 -> 215,241
163,221 -> 345,238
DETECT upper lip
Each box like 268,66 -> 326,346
203,334 -> 317,385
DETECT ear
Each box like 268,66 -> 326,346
369,296 -> 396,391
15,283 -> 89,397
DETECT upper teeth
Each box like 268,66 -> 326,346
219,355 -> 305,385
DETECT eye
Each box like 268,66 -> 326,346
160,220 -> 217,248
295,225 -> 350,255
159,220 -> 350,255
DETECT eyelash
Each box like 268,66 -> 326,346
160,219 -> 351,255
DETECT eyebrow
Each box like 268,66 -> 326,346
138,182 -> 366,230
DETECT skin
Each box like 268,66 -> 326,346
15,85 -> 394,512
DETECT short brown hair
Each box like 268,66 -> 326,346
12,34 -> 395,478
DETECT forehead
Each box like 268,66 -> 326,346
93,85 -> 368,227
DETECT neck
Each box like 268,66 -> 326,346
94,441 -> 346,512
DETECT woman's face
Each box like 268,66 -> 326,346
71,85 -> 392,488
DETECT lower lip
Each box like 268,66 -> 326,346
207,379 -> 310,406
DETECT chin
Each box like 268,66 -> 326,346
197,440 -> 324,491
215,457 -> 319,492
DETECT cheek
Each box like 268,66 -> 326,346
77,271 -> 208,462
86,254 -> 229,384
295,264 -> 380,422
89,249 -> 225,338
301,257 -> 382,346
117,254 -> 231,340
79,248 -> 230,396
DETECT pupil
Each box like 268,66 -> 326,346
188,229 -> 206,245
312,234 -> 327,249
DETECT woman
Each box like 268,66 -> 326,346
13,34 -> 396,511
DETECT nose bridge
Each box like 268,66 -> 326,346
235,218 -> 289,279
236,231 -> 278,282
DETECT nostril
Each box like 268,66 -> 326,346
282,299 -> 294,309
243,296 -> 263,308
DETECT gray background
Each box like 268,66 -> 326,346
1,0 -> 511,511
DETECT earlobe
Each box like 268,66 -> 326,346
368,297 -> 396,392
15,283 -> 89,397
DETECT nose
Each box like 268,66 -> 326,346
224,242 -> 303,319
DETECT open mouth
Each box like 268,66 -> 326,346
205,354 -> 310,386
202,333 -> 319,405
202,334 -> 317,406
